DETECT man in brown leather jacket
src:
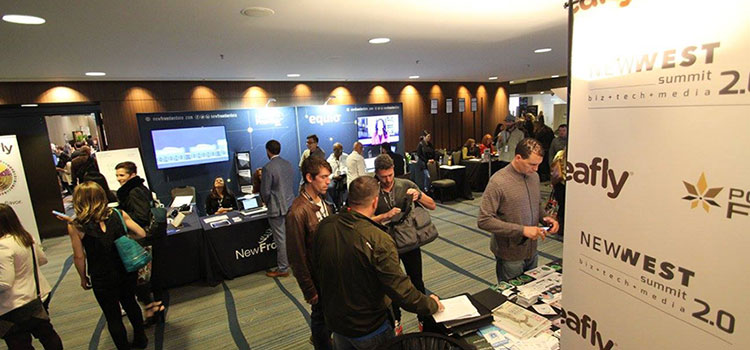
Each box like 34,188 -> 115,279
312,176 -> 444,350
287,157 -> 334,350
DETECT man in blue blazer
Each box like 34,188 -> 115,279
261,140 -> 295,277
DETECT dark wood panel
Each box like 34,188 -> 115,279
0,81 -> 508,152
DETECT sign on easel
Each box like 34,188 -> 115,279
95,148 -> 149,191
563,1 -> 749,349
0,135 -> 41,243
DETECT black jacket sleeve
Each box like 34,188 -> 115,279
205,196 -> 218,215
129,187 -> 152,228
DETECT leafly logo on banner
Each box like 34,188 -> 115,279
235,229 -> 277,260
559,308 -> 616,350
565,157 -> 631,199
573,0 -> 632,14
682,173 -> 750,219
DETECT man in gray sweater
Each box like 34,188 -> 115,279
478,138 -> 559,282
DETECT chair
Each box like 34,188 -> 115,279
377,332 -> 473,350
451,151 -> 461,165
427,161 -> 456,203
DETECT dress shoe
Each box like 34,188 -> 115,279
266,270 -> 289,278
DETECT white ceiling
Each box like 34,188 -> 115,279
0,0 -> 568,82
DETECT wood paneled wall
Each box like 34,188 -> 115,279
0,81 -> 509,152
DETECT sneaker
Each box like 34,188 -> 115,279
394,320 -> 403,336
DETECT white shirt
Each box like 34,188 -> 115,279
327,152 -> 349,179
345,151 -> 367,187
0,236 -> 51,315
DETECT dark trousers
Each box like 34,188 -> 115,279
311,302 -> 332,350
3,318 -> 63,350
553,183 -> 566,235
92,276 -> 145,350
391,247 -> 426,323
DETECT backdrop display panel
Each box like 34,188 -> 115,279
297,103 -> 403,160
152,126 -> 229,169
563,1 -> 750,349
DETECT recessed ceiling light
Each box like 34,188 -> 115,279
551,75 -> 560,78
85,72 -> 106,76
287,73 -> 301,78
409,75 -> 420,79
534,48 -> 552,53
540,91 -> 545,94
509,81 -> 515,84
240,7 -> 275,17
488,76 -> 498,80
368,37 -> 391,44
2,14 -> 46,25
21,104 -> 38,107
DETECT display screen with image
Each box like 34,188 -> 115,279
152,126 -> 229,169
357,114 -> 399,146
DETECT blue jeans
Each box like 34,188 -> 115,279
421,168 -> 431,192
333,321 -> 394,350
268,216 -> 289,272
495,252 -> 538,283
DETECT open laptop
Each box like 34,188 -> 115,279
237,194 -> 267,215
364,157 -> 376,173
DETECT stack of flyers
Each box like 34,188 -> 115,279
478,325 -> 511,350
540,286 -> 562,304
523,265 -> 555,280
492,302 -> 551,340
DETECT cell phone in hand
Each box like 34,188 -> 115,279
540,226 -> 551,231
52,210 -> 70,219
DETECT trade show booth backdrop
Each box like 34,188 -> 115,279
136,103 -> 403,214
563,0 -> 748,349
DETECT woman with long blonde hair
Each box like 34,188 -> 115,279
66,181 -> 148,349
0,204 -> 63,349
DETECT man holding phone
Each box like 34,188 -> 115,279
478,138 -> 559,283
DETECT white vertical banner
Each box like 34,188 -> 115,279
0,135 -> 41,243
563,1 -> 750,349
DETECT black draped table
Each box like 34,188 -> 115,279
439,165 -> 473,200
158,209 -> 276,288
461,159 -> 507,192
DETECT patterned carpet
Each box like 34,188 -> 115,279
32,189 -> 563,350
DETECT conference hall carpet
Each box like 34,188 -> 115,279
31,189 -> 563,349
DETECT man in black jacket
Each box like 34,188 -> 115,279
380,142 -> 405,177
115,161 -> 152,228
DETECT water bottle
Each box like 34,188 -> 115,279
368,150 -> 372,158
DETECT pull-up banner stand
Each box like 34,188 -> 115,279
563,0 -> 749,349
0,135 -> 41,243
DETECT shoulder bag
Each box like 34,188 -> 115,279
112,209 -> 152,273
0,245 -> 49,338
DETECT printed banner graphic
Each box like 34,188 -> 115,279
0,135 -> 41,243
563,1 -> 749,349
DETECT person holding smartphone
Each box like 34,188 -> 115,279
65,181 -> 148,349
205,177 -> 237,216
477,138 -> 559,283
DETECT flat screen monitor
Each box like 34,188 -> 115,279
357,114 -> 400,146
152,126 -> 229,169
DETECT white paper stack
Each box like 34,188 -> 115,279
432,295 -> 480,323
492,302 -> 551,340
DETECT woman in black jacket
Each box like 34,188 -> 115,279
415,130 -> 436,192
205,177 -> 237,215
